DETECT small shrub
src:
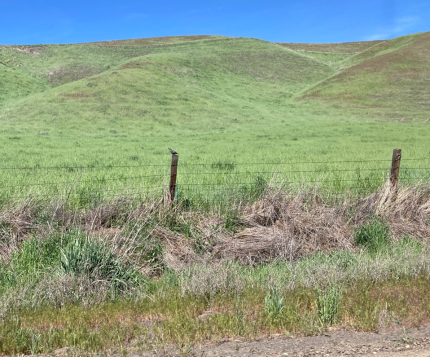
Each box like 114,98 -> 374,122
316,284 -> 342,325
251,175 -> 268,198
165,214 -> 193,237
239,175 -> 268,200
191,236 -> 207,255
354,217 -> 390,253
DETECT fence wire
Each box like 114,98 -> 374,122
1,157 -> 429,171
0,157 -> 429,203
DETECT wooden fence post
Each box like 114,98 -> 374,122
390,148 -> 401,187
169,154 -> 179,202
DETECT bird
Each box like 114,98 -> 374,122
168,148 -> 178,155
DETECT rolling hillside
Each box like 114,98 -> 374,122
300,32 -> 430,120
0,37 -> 338,166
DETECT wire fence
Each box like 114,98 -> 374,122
1,156 -> 429,204
1,157 -> 429,170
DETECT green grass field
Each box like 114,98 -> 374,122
0,33 -> 430,202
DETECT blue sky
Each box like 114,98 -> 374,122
1,0 -> 429,45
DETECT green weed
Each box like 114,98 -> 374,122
354,217 -> 390,253
316,284 -> 342,325
264,287 -> 284,319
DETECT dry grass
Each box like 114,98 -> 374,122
214,188 -> 353,264
353,180 -> 430,240
1,180 -> 430,270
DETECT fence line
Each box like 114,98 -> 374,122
0,186 -> 385,202
1,157 -> 429,171
1,149 -> 429,203
0,171 -> 401,190
1,168 -> 429,190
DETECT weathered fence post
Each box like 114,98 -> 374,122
390,148 -> 401,188
169,151 -> 179,202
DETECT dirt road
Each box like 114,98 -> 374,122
126,324 -> 430,357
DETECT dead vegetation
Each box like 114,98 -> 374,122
214,189 -> 353,264
1,180 -> 429,271
7,46 -> 44,56
58,93 -> 97,98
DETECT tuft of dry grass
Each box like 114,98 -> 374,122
214,188 -> 353,264
352,180 -> 430,240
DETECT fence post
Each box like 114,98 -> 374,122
390,148 -> 401,187
169,154 -> 179,202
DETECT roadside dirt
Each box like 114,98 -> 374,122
116,325 -> 430,357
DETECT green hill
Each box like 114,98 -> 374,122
300,32 -> 430,120
0,38 -> 336,164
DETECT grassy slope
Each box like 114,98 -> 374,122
301,32 -> 430,120
275,40 -> 384,69
0,65 -> 48,103
0,36 -> 228,103
0,34 -> 429,199
0,38 -> 336,166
